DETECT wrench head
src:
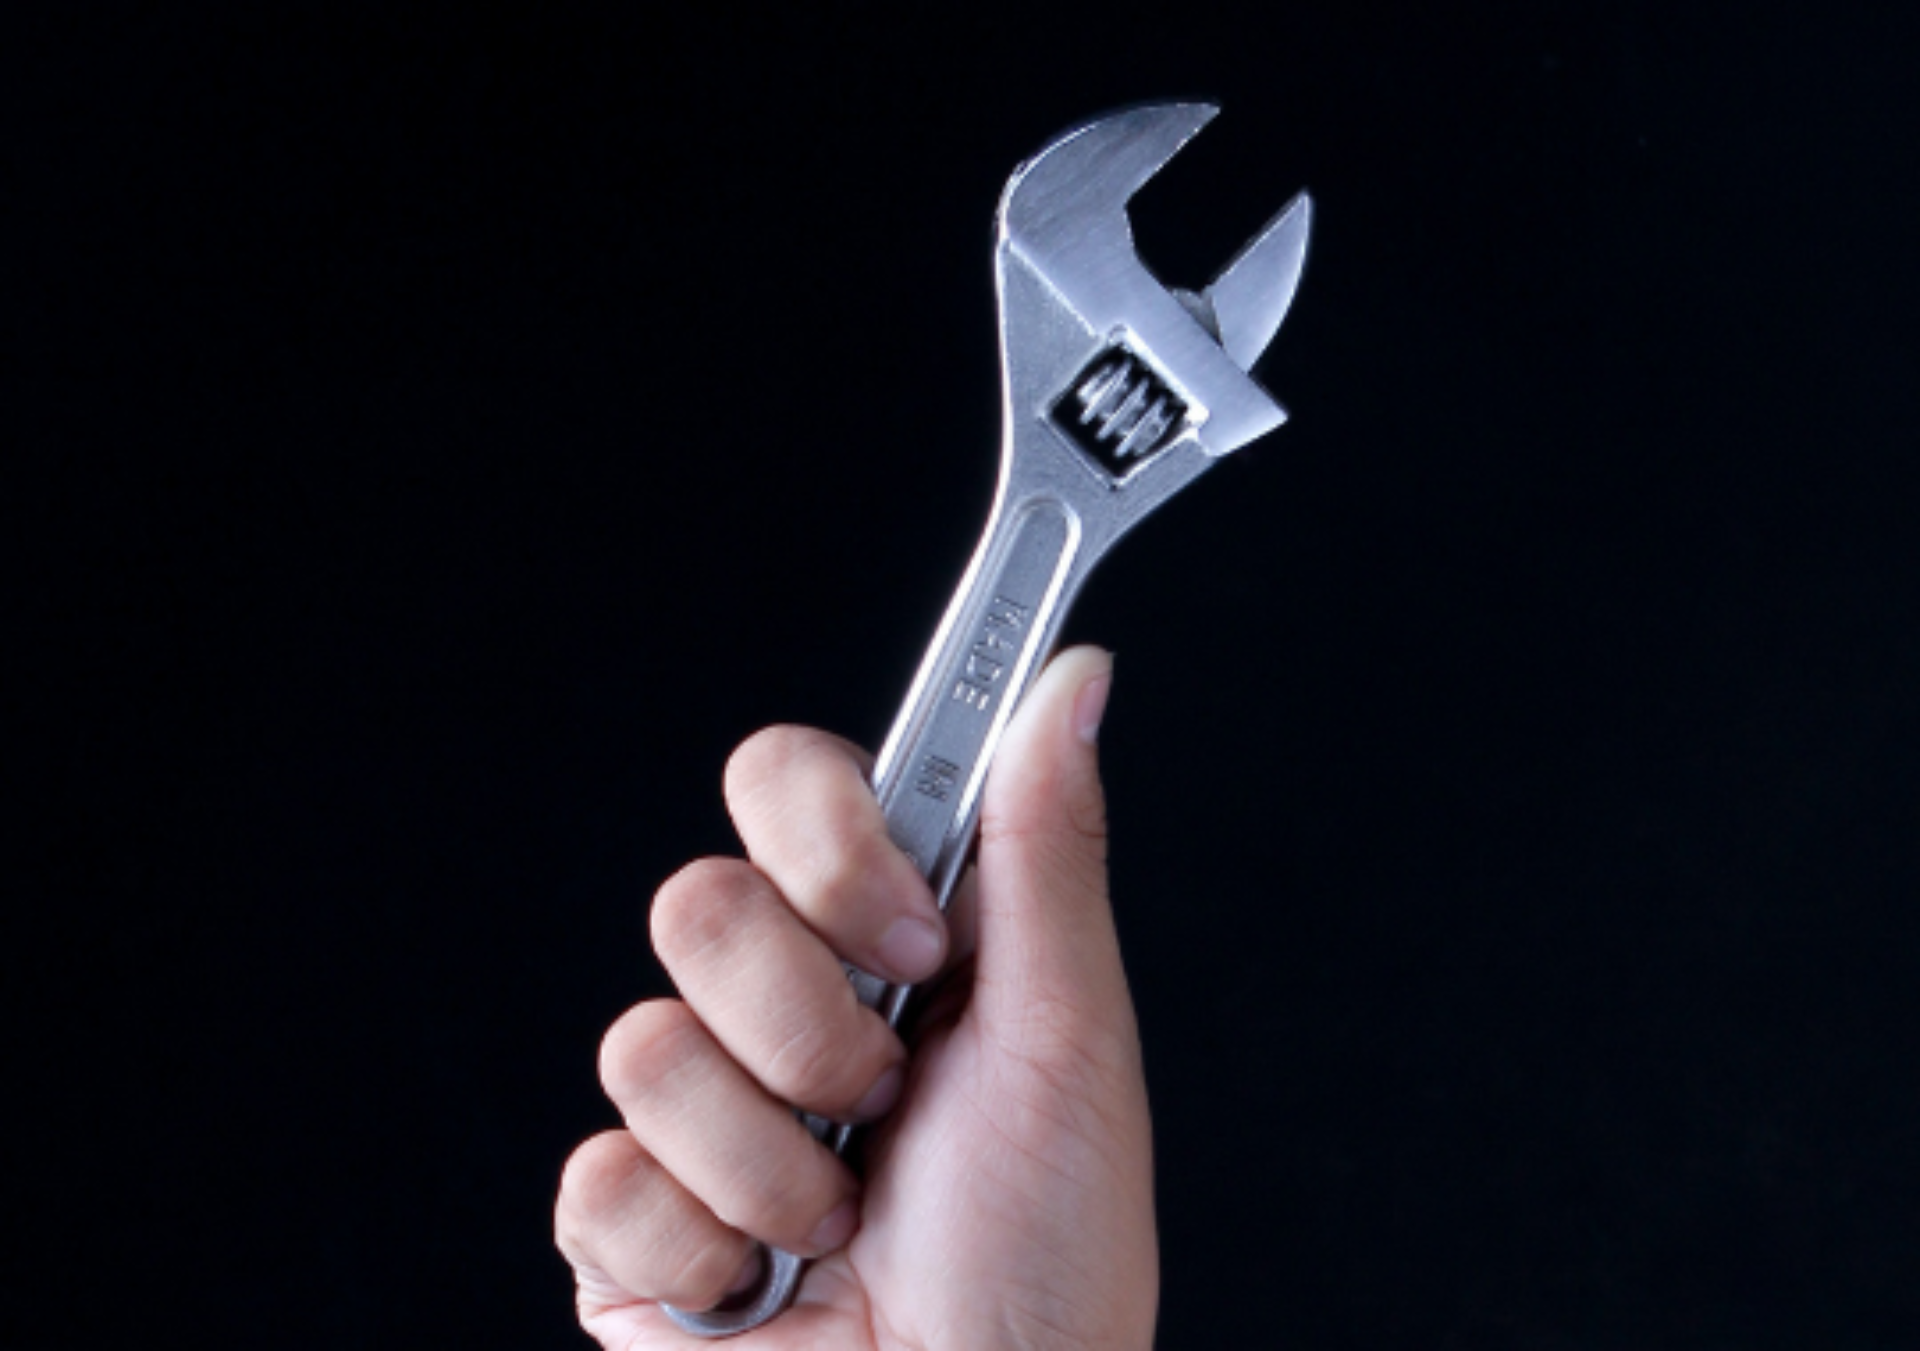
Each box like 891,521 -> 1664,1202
996,102 -> 1310,481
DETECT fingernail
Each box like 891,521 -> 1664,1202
876,916 -> 943,982
806,1199 -> 859,1255
1074,669 -> 1113,745
851,1064 -> 904,1122
725,1245 -> 765,1296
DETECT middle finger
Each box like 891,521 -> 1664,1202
723,726 -> 947,983
651,857 -> 908,1123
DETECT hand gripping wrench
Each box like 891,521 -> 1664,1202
665,100 -> 1312,1337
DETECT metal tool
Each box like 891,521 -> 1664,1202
664,99 -> 1311,1337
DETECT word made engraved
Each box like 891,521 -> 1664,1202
950,595 -> 1030,713
876,500 -> 1078,888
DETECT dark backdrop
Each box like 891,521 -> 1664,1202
15,2 -> 1919,1347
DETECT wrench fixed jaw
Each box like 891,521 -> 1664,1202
998,99 -> 1220,241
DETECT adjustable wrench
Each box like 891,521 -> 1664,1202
666,100 -> 1312,1337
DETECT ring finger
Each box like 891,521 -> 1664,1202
651,857 -> 908,1124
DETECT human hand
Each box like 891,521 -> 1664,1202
554,646 -> 1156,1349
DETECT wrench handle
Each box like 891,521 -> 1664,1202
863,494 -> 1087,1007
662,493 -> 1087,1337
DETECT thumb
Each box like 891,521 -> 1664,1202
971,645 -> 1134,1060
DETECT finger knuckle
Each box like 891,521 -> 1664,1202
1064,789 -> 1110,856
710,1155 -> 823,1245
650,857 -> 760,967
978,817 -> 1109,911
724,724 -> 827,809
598,1000 -> 703,1104
980,785 -> 1109,857
762,1015 -> 865,1110
811,827 -> 911,921
556,1130 -> 641,1233
660,1231 -> 752,1311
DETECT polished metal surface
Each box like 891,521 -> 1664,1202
665,100 -> 1311,1337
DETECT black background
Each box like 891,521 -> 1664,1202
14,2 -> 1920,1347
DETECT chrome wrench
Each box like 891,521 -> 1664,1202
666,100 -> 1311,1337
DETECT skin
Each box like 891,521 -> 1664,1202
554,647 -> 1157,1350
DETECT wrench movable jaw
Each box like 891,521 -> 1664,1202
994,102 -> 1310,477
1200,190 -> 1312,372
